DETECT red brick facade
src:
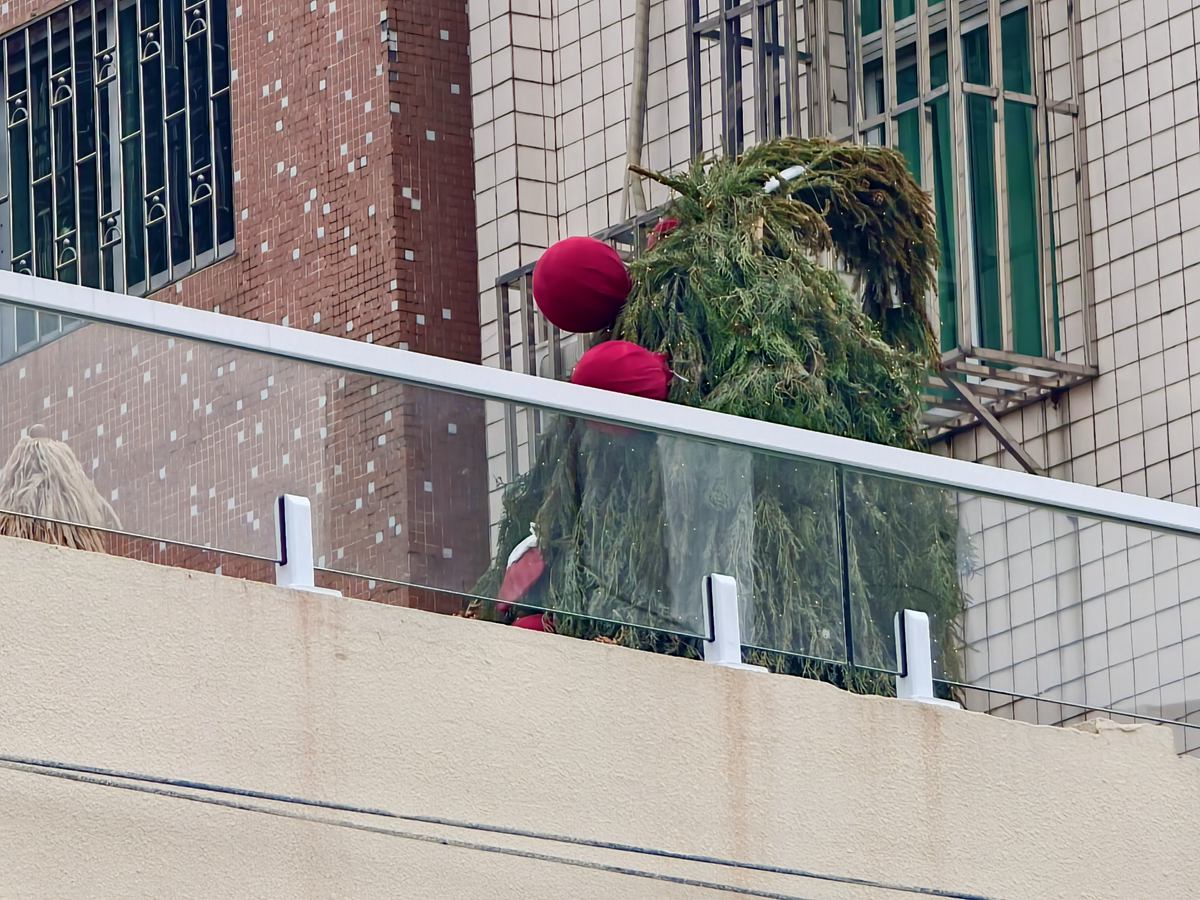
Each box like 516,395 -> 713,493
0,0 -> 489,605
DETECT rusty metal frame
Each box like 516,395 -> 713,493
924,346 -> 1097,445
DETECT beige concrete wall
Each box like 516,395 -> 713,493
2,534 -> 1200,899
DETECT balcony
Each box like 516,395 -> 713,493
2,272 -> 1198,752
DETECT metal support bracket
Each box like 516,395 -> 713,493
703,575 -> 767,672
275,495 -> 341,597
895,610 -> 959,708
939,370 -> 1046,475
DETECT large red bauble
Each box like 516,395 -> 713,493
532,236 -> 632,333
570,340 -> 672,400
646,217 -> 680,250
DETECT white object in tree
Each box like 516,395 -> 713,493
507,523 -> 539,568
763,164 -> 808,194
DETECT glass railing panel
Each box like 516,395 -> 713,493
14,293 -> 1200,712
0,312 -> 324,561
737,451 -> 846,663
1,307 -> 848,650
848,469 -> 1200,736
313,381 -> 848,654
842,470 -> 965,676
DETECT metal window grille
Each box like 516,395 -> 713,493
0,0 -> 234,363
685,0 -> 813,158
836,0 -> 1091,367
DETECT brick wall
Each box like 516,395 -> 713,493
0,0 -> 490,604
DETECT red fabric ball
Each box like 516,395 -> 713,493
646,217 -> 680,250
570,340 -> 672,401
532,237 -> 631,333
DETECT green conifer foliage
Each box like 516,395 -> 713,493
474,138 -> 965,691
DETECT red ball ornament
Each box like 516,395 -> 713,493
570,340 -> 672,401
646,217 -> 680,250
532,236 -> 632,333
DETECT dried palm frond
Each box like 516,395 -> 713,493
0,426 -> 120,553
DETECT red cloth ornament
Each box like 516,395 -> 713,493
570,341 -> 672,438
497,545 -> 545,606
512,612 -> 553,632
646,217 -> 680,250
532,236 -> 632,333
570,340 -> 672,401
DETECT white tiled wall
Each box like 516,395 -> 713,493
934,0 -> 1200,747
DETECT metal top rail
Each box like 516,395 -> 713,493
4,270 -> 1198,538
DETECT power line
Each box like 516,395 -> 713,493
0,759 -> 816,900
0,751 -> 1001,900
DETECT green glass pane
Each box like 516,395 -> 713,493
864,57 -> 884,116
121,137 -> 146,287
1002,8 -> 1032,94
1046,143 -> 1061,354
896,63 -> 918,104
962,25 -> 990,86
861,0 -> 881,35
896,110 -> 921,182
895,0 -> 915,21
33,179 -> 53,278
9,123 -> 31,258
965,94 -> 1002,349
1004,101 -> 1043,356
930,94 -> 957,351
930,44 -> 948,89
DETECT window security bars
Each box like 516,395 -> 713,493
0,0 -> 234,362
685,0 -> 813,158
842,0 -> 1085,362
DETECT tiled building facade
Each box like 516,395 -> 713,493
0,0 -> 490,603
468,0 -> 1200,748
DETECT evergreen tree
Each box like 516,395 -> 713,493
474,138 -> 964,691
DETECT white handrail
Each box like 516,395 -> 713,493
6,270 -> 1200,537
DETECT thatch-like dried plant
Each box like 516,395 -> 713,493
0,425 -> 121,553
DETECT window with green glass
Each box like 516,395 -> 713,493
861,0 -> 882,35
928,45 -> 957,351
861,0 -> 916,34
853,4 -> 1054,358
1001,8 -> 1041,355
962,24 -> 990,86
895,63 -> 920,180
1002,8 -> 1032,94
